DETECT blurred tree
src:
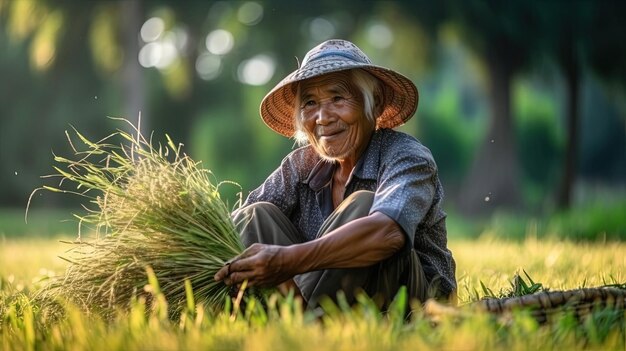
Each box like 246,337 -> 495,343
551,3 -> 586,210
534,1 -> 593,210
2,0 -> 624,214
581,1 -> 626,192
514,81 -> 563,208
533,1 -> 626,209
119,0 -> 146,133
0,0 -> 120,207
446,1 -> 542,215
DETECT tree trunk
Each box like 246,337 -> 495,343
120,0 -> 146,134
556,29 -> 579,210
457,49 -> 522,216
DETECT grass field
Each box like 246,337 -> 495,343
1,235 -> 625,350
2,236 -> 625,303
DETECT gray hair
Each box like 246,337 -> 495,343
293,69 -> 381,145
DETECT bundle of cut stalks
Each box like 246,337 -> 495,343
425,286 -> 626,324
30,118 -> 244,318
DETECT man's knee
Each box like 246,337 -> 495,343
233,202 -> 301,247
343,190 -> 374,205
336,190 -> 374,216
232,202 -> 281,227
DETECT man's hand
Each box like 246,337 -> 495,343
214,243 -> 297,288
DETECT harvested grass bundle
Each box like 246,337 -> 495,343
29,118 -> 244,318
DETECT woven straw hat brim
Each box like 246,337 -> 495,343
260,57 -> 418,137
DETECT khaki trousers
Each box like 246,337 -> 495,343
232,190 -> 430,309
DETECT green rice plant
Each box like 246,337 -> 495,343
508,270 -> 544,297
27,117 -> 244,319
479,270 -> 545,300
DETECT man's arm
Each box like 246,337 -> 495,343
214,211 -> 405,287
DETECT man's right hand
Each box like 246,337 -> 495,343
214,243 -> 298,288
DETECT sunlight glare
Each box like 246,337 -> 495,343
237,55 -> 275,86
139,27 -> 181,70
141,17 -> 165,43
154,33 -> 178,69
367,22 -> 394,49
237,2 -> 263,25
196,53 -> 222,80
172,26 -> 189,52
138,42 -> 161,68
309,17 -> 335,41
206,29 -> 234,55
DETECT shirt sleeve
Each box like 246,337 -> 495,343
370,138 -> 437,249
243,154 -> 300,218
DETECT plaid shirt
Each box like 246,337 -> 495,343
243,128 -> 456,295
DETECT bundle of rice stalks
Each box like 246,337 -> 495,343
29,118 -> 244,319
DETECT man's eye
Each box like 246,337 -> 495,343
332,96 -> 348,104
303,100 -> 317,108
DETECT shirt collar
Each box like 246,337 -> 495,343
351,130 -> 381,181
304,130 -> 382,191
305,159 -> 335,192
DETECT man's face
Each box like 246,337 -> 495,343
298,71 -> 374,162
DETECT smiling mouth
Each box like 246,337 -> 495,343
318,129 -> 344,138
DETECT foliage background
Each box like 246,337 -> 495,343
0,0 -> 624,237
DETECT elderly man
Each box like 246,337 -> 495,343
215,39 -> 456,309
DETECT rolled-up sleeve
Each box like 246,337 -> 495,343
370,142 -> 437,249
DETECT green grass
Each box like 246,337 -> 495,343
1,236 -> 625,350
0,208 -> 77,239
446,197 -> 626,241
1,199 -> 625,350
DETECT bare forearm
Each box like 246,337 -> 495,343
214,212 -> 406,288
284,211 -> 405,273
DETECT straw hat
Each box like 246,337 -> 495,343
259,39 -> 419,137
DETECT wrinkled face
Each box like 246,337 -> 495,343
298,72 -> 375,162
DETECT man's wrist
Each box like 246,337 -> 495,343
281,244 -> 311,275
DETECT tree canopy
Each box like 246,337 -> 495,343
1,0 -> 624,216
